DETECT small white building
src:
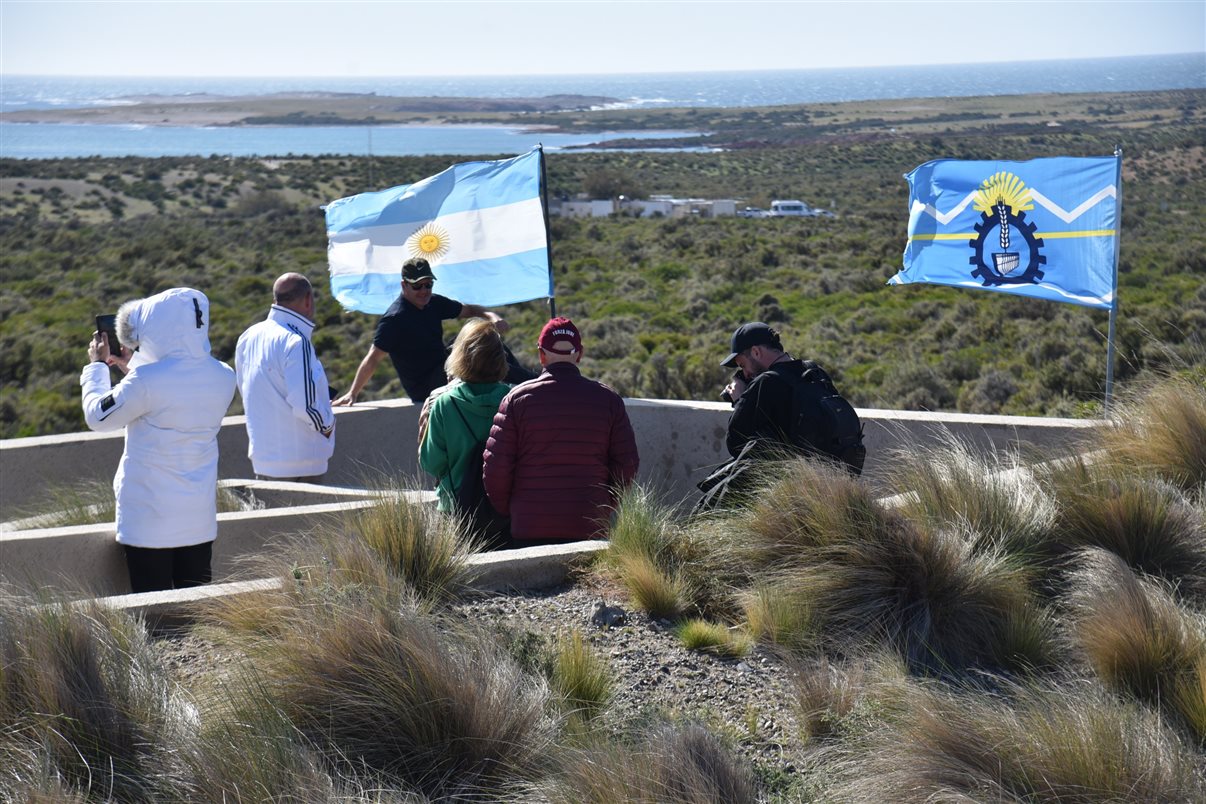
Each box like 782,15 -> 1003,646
557,198 -> 616,218
550,195 -> 742,219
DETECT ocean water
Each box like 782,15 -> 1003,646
1,53 -> 1201,159
0,123 -> 707,159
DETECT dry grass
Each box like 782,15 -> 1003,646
1045,458 -> 1206,602
0,592 -> 186,802
740,582 -> 816,654
550,629 -> 615,725
343,484 -> 479,605
1099,375 -> 1206,493
1066,547 -> 1206,742
736,508 -> 1056,674
891,435 -> 1057,559
817,676 -> 1206,802
547,723 -> 758,804
614,552 -> 689,620
675,618 -> 753,658
723,458 -> 886,572
230,598 -> 557,798
791,653 -> 907,743
199,534 -> 425,638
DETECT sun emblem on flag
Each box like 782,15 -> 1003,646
406,222 -> 451,262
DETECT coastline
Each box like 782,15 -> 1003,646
0,93 -> 620,128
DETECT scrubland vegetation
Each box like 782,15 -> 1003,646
2,89 -> 1204,798
2,375 -> 1203,801
1,89 -> 1203,437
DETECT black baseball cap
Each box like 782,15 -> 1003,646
402,258 -> 435,283
721,322 -> 779,367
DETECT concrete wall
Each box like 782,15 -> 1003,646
1,484 -> 433,596
2,398 -> 1100,521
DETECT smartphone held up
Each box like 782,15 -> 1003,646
95,313 -> 121,360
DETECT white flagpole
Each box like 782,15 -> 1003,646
1104,146 -> 1123,415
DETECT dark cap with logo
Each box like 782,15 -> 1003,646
402,258 -> 435,284
721,322 -> 781,367
538,317 -> 582,355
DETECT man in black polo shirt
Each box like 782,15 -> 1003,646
334,258 -> 518,405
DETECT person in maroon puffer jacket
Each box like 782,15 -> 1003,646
483,317 -> 639,545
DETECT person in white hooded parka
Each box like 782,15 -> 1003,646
81,287 -> 236,593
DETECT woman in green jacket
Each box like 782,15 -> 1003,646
419,318 -> 511,518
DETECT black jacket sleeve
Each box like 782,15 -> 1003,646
725,371 -> 796,457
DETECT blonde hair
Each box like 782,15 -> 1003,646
446,318 -> 507,384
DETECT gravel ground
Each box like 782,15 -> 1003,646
452,573 -> 808,782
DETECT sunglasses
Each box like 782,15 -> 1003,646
408,281 -> 434,291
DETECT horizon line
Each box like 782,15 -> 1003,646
5,51 -> 1203,82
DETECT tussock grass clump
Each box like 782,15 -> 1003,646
550,629 -> 614,724
0,592 -> 186,802
818,677 -> 1206,802
608,483 -> 681,566
606,484 -> 728,619
615,551 -> 690,620
741,582 -> 816,654
344,484 -> 478,604
891,435 -> 1057,557
200,533 -> 426,637
792,653 -> 908,744
807,521 -> 1055,673
1099,375 -> 1206,493
549,723 -> 758,804
180,684 -> 343,803
676,618 -> 752,658
689,458 -> 1058,673
236,599 -> 556,798
1045,458 -> 1206,602
726,458 -> 886,572
1066,547 -> 1206,742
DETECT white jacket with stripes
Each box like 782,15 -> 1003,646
81,288 -> 236,549
235,305 -> 335,478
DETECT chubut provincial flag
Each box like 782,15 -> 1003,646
325,148 -> 551,314
889,156 -> 1119,309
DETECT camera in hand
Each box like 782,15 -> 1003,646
720,369 -> 747,404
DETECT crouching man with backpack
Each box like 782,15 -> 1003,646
696,322 -> 865,512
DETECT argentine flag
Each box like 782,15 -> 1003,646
889,155 -> 1120,309
325,149 -> 551,314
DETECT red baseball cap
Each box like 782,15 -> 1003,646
538,317 -> 582,355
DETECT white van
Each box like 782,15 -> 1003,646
769,199 -> 815,217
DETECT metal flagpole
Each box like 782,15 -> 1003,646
536,144 -> 557,318
1104,145 -> 1123,415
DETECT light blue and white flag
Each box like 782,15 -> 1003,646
889,155 -> 1120,309
325,149 -> 551,314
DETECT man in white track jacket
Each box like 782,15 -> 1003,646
81,287 -> 236,593
235,273 -> 335,482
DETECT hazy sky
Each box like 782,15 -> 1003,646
3,1 -> 1203,77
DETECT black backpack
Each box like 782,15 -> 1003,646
767,362 -> 866,476
448,400 -> 511,548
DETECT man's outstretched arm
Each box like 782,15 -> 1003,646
333,345 -> 387,406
